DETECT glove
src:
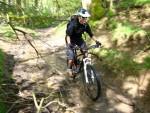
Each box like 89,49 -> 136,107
95,40 -> 101,46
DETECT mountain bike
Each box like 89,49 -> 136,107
69,44 -> 102,101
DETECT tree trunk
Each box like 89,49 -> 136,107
81,0 -> 92,10
8,0 -> 11,5
109,0 -> 114,10
16,0 -> 21,6
23,0 -> 27,8
35,0 -> 38,7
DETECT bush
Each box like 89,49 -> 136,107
0,49 -> 4,78
0,49 -> 7,113
93,48 -> 141,76
112,21 -> 146,41
90,0 -> 105,20
143,57 -> 150,69
118,0 -> 150,8
106,9 -> 117,18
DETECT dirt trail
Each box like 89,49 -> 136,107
0,27 -> 134,113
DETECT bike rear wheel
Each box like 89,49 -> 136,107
83,64 -> 101,101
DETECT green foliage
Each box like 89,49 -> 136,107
142,57 -> 150,69
90,0 -> 105,20
135,0 -> 150,5
0,102 -> 7,113
1,0 -> 81,28
24,16 -> 55,28
57,0 -> 81,17
118,0 -> 150,8
3,31 -> 15,38
0,49 -> 5,79
0,25 -> 15,39
93,48 -> 144,76
0,49 -> 7,113
88,20 -> 100,30
112,22 -> 135,40
107,19 -> 117,29
8,14 -> 56,28
111,21 -> 146,41
147,31 -> 150,38
0,1 -> 16,15
0,25 -> 38,39
106,9 -> 116,18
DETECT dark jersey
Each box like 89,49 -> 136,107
66,18 -> 93,46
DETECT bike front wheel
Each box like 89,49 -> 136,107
83,64 -> 101,101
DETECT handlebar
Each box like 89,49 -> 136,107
71,44 -> 101,50
87,44 -> 101,50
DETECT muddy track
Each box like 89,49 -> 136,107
0,27 -> 135,113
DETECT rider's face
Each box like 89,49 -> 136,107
78,16 -> 88,24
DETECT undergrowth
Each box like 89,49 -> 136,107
118,0 -> 150,8
111,21 -> 147,41
92,48 -> 150,77
0,24 -> 38,40
0,49 -> 7,113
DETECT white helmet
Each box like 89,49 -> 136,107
77,8 -> 91,17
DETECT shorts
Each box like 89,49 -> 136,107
66,42 -> 87,60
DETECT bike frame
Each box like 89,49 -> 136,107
70,44 -> 102,101
73,46 -> 96,83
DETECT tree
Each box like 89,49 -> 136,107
81,0 -> 92,10
8,0 -> 12,5
35,0 -> 38,7
23,0 -> 27,8
16,0 -> 22,6
90,0 -> 105,20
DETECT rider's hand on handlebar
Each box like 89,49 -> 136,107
95,40 -> 101,46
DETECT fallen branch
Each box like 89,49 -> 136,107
43,100 -> 67,108
32,91 -> 76,113
8,22 -> 20,40
43,100 -> 76,113
32,92 -> 44,113
8,22 -> 40,57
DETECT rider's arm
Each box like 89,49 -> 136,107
85,24 -> 93,38
86,24 -> 97,42
85,24 -> 101,44
65,35 -> 71,46
91,36 -> 97,42
65,21 -> 75,46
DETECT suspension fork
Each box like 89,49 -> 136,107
83,57 -> 91,83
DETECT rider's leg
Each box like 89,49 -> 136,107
67,60 -> 73,76
73,42 -> 87,73
80,42 -> 88,57
66,46 -> 74,76
67,59 -> 73,69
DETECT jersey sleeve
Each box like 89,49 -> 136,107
66,22 -> 74,36
85,24 -> 93,38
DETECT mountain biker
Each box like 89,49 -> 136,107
65,8 -> 101,77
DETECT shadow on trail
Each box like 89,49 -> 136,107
0,53 -> 19,113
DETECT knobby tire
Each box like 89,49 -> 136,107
83,64 -> 101,101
